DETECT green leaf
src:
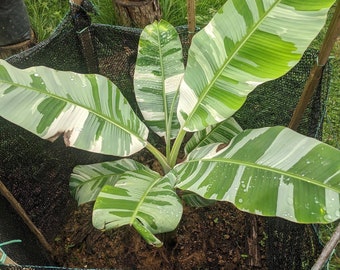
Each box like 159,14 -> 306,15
184,117 -> 243,155
181,191 -> 216,207
177,0 -> 335,131
0,60 -> 148,156
93,169 -> 182,246
175,127 -> 340,223
132,219 -> 163,247
70,159 -> 149,205
134,20 -> 184,139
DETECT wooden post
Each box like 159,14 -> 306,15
69,0 -> 99,73
0,181 -> 52,254
113,0 -> 161,28
289,3 -> 340,130
187,0 -> 196,42
312,222 -> 340,270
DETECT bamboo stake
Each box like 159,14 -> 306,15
311,222 -> 340,270
289,3 -> 340,130
0,249 -> 18,265
0,180 -> 53,254
187,0 -> 196,42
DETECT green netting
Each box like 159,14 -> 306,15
0,5 -> 333,270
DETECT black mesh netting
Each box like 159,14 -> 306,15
0,6 -> 332,270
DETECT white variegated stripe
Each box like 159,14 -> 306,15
134,20 -> 184,139
70,159 -> 144,205
93,169 -> 183,239
164,73 -> 184,94
137,98 -> 166,117
276,176 -> 297,222
184,143 -> 220,160
140,111 -> 164,121
220,165 -> 246,202
89,136 -> 103,153
255,129 -> 321,171
184,117 -> 243,155
228,0 -> 249,41
324,170 -> 340,185
134,72 -> 158,83
233,55 -> 259,68
42,105 -> 88,141
177,0 -> 333,132
204,103 -> 226,122
31,97 -> 45,112
175,126 -> 340,223
246,81 -> 262,87
260,5 -> 326,53
220,67 -> 269,95
247,0 -> 261,21
0,60 -> 149,157
177,162 -> 215,196
204,23 -> 228,60
324,189 -> 340,221
177,80 -> 198,119
216,128 -> 270,159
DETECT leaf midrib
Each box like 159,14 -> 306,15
183,0 -> 281,128
129,173 -> 162,226
179,158 -> 339,193
0,77 -> 145,141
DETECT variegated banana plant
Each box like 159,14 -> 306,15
0,0 -> 339,247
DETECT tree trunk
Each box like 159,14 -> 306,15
113,0 -> 161,28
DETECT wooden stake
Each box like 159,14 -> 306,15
289,3 -> 340,130
0,181 -> 53,254
247,216 -> 261,267
187,0 -> 196,42
311,222 -> 340,270
0,249 -> 18,265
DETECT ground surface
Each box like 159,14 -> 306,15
0,118 -> 321,270
52,201 -> 267,270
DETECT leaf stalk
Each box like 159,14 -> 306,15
145,142 -> 171,173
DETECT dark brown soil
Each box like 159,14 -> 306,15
0,118 -> 321,269
52,201 -> 267,270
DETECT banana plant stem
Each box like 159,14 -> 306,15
145,142 -> 171,174
169,128 -> 187,168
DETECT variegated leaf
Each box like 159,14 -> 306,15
177,0 -> 335,131
70,159 -> 150,205
184,117 -> 243,155
175,127 -> 340,223
134,20 -> 184,139
93,169 -> 182,246
0,60 -> 148,156
181,191 -> 215,207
